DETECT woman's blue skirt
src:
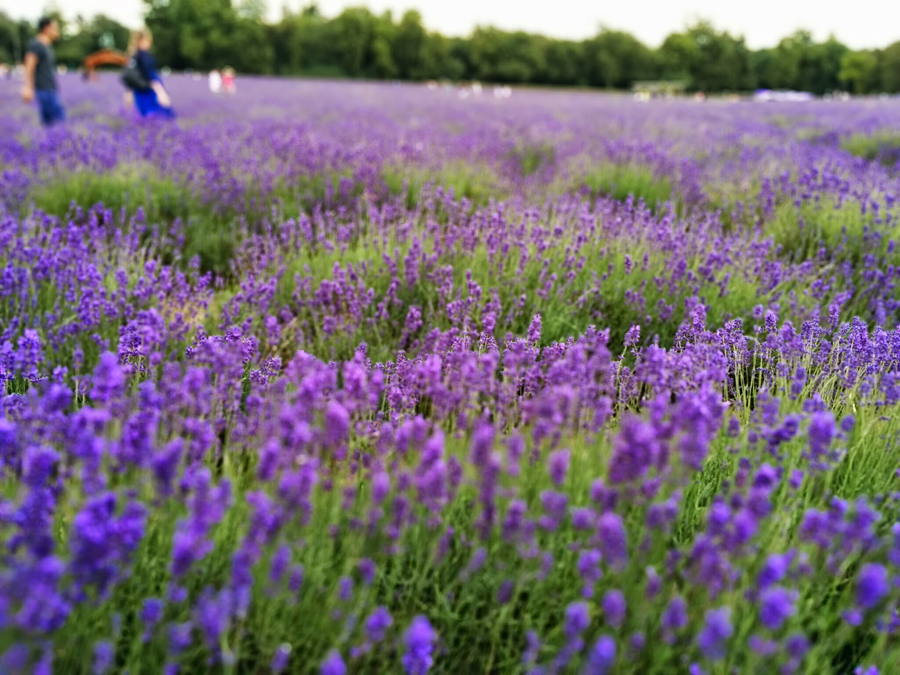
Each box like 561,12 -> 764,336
134,88 -> 176,119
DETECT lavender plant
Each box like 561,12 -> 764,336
0,74 -> 899,674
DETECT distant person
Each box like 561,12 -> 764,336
20,17 -> 65,127
209,69 -> 222,94
126,29 -> 175,119
222,67 -> 236,94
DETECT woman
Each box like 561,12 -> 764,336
128,29 -> 175,118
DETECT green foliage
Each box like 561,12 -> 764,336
839,51 -> 880,95
29,169 -> 239,276
842,131 -> 900,166
468,27 -> 548,84
755,32 -> 848,95
881,41 -> 900,93
659,22 -> 754,92
508,142 -> 556,177
53,14 -> 131,66
765,197 -> 900,320
144,0 -> 273,73
0,11 -> 38,63
382,163 -> 500,209
579,164 -> 673,214
391,10 -> 431,80
583,29 -> 657,89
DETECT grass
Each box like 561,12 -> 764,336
382,162 -> 503,209
578,164 -> 674,214
508,142 -> 557,178
764,195 -> 900,324
841,131 -> 900,167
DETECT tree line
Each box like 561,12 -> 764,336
2,2 -> 899,95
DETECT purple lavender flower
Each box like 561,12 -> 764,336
857,564 -> 889,610
167,621 -> 193,661
547,449 -> 571,486
584,634 -> 616,675
564,601 -> 591,639
91,352 -> 125,404
402,615 -> 437,675
320,649 -> 346,675
497,580 -> 515,604
523,630 -> 541,666
324,400 -> 350,447
758,586 -> 797,630
272,644 -> 292,673
661,596 -> 688,643
577,549 -> 603,597
338,576 -> 353,602
93,641 -> 115,675
364,606 -> 393,643
785,633 -> 809,659
757,552 -> 791,589
358,558 -> 377,585
140,598 -> 164,641
602,590 -> 626,629
597,512 -> 628,568
697,607 -> 732,661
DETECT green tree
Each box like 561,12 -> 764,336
660,22 -> 753,92
584,28 -> 656,88
391,10 -> 429,80
328,7 -> 381,77
0,12 -> 31,64
237,0 -> 266,21
53,14 -> 131,66
808,37 -> 849,94
765,31 -> 847,94
144,0 -> 273,73
469,27 -> 546,83
880,41 -> 900,93
840,50 -> 880,94
543,40 -> 583,86
270,8 -> 325,75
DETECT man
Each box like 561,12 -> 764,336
21,17 -> 66,127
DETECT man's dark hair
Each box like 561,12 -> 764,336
38,17 -> 55,33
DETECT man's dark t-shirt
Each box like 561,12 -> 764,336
26,39 -> 57,92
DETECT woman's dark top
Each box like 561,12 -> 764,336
134,49 -> 160,83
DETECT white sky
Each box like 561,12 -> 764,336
2,0 -> 899,50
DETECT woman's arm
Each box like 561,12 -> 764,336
152,81 -> 171,108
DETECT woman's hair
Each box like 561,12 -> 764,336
128,29 -> 152,54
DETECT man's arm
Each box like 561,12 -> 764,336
21,52 -> 37,103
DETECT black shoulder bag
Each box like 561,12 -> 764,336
121,58 -> 152,92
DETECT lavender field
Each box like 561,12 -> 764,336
2,74 -> 900,674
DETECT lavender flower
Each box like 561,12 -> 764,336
365,606 -> 393,643
584,634 -> 616,675
320,650 -> 346,675
402,615 -> 437,675
697,608 -> 732,661
857,564 -> 889,610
